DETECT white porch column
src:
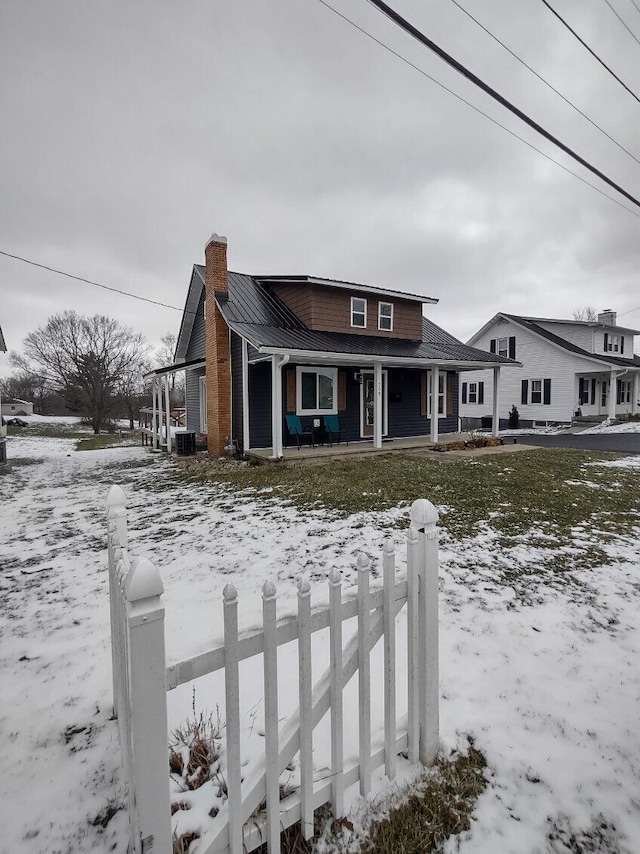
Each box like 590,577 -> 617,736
373,361 -> 383,449
152,379 -> 159,450
242,338 -> 250,452
608,370 -> 617,420
270,356 -> 284,458
492,366 -> 501,437
430,366 -> 439,444
164,375 -> 172,454
632,372 -> 639,416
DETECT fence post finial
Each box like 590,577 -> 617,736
124,556 -> 164,602
262,580 -> 277,599
410,498 -> 439,534
356,552 -> 370,572
106,484 -> 126,510
223,582 -> 238,603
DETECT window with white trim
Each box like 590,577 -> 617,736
468,382 -> 478,403
296,367 -> 338,415
351,297 -> 367,328
497,337 -> 508,358
606,334 -> 620,352
531,379 -> 542,404
378,301 -> 394,331
428,372 -> 445,417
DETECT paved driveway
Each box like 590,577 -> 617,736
504,433 -> 640,454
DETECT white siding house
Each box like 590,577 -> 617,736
460,311 -> 640,428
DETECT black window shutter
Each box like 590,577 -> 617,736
521,379 -> 528,405
489,339 -> 496,353
508,336 -> 516,359
621,337 -> 625,354
543,378 -> 551,405
462,382 -> 467,404
591,378 -> 596,404
604,333 -> 609,351
478,382 -> 484,404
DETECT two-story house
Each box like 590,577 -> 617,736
459,311 -> 640,429
151,234 -> 515,458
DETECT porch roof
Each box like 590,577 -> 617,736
144,357 -> 205,379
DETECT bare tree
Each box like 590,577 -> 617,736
573,306 -> 599,322
22,311 -> 148,433
156,331 -> 184,402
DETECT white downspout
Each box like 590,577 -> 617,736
430,366 -> 439,444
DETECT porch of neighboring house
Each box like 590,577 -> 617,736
576,369 -> 640,420
141,358 -> 204,453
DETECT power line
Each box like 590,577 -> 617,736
603,0 -> 640,47
0,249 -> 188,313
630,0 -> 640,17
447,0 -> 640,169
314,0 -> 640,219
363,0 -> 640,210
540,0 -> 640,106
618,304 -> 640,316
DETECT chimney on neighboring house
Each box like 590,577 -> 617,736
204,233 -> 232,457
597,309 -> 617,326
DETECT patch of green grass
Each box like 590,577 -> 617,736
75,433 -> 139,451
173,449 -> 639,543
8,424 -> 90,440
359,745 -> 487,853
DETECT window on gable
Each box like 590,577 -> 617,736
497,337 -> 508,358
378,302 -> 394,332
351,297 -> 367,328
297,367 -> 338,415
605,334 -> 620,352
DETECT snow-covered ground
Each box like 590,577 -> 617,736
1,435 -> 639,853
581,419 -> 640,435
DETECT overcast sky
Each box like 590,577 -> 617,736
1,0 -> 640,376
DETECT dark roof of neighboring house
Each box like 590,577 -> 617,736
216,273 -> 514,366
503,313 -> 640,368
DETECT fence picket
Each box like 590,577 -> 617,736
223,583 -> 243,854
262,582 -> 280,854
357,553 -> 371,796
383,539 -> 396,781
297,578 -> 314,840
329,568 -> 344,817
406,526 -> 419,765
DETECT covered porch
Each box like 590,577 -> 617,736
249,346 -> 505,460
576,367 -> 640,420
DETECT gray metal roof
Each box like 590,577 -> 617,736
504,314 -> 640,368
217,274 -> 515,366
0,325 -> 6,352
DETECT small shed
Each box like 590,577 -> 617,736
1,398 -> 34,417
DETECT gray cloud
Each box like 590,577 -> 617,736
1,0 -> 639,370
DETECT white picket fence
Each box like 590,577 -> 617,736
107,486 -> 440,854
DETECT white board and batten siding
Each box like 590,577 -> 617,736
459,318 -> 612,424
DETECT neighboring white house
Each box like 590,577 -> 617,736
1,398 -> 34,417
460,310 -> 640,428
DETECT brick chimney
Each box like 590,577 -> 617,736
597,309 -> 617,326
204,234 -> 232,457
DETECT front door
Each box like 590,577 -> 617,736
360,371 -> 388,438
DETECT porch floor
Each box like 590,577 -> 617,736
247,432 -> 481,464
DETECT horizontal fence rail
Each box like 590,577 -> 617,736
107,488 -> 440,854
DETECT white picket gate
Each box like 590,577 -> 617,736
107,486 -> 440,854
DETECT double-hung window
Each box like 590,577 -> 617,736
296,367 -> 338,415
351,297 -> 367,328
378,302 -> 394,331
429,372 -> 445,416
497,337 -> 508,358
468,382 -> 478,403
531,379 -> 542,404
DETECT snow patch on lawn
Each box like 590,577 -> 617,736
1,437 -> 639,853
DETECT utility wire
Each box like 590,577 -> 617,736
314,0 -> 640,219
448,0 -> 640,169
618,303 -> 640,316
363,0 -> 640,210
603,0 -> 640,46
541,0 -> 640,105
0,249 -> 191,314
630,0 -> 640,17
